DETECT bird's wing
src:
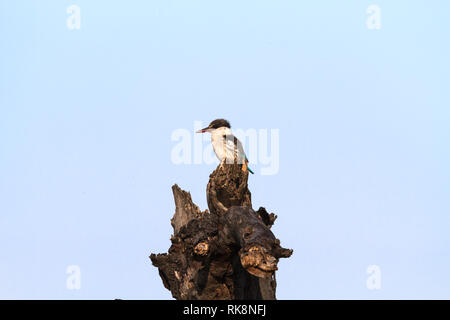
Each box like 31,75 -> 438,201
223,134 -> 247,163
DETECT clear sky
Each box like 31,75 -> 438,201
1,1 -> 449,299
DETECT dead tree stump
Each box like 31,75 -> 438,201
150,163 -> 293,300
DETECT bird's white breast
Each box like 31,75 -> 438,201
210,127 -> 246,163
211,127 -> 230,161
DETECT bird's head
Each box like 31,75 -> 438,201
196,119 -> 231,133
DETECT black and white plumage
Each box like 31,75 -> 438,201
196,119 -> 254,174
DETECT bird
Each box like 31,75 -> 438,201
196,119 -> 254,174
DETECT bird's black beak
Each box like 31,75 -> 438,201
196,127 -> 209,133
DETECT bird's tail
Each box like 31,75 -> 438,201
243,157 -> 254,174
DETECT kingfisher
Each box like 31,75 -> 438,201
196,119 -> 254,174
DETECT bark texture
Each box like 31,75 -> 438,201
150,163 -> 292,300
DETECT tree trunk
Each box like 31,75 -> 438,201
150,163 -> 292,300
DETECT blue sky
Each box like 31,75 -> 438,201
1,1 -> 449,299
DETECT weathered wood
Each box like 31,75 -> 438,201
150,163 -> 292,300
207,163 -> 252,216
170,184 -> 205,234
